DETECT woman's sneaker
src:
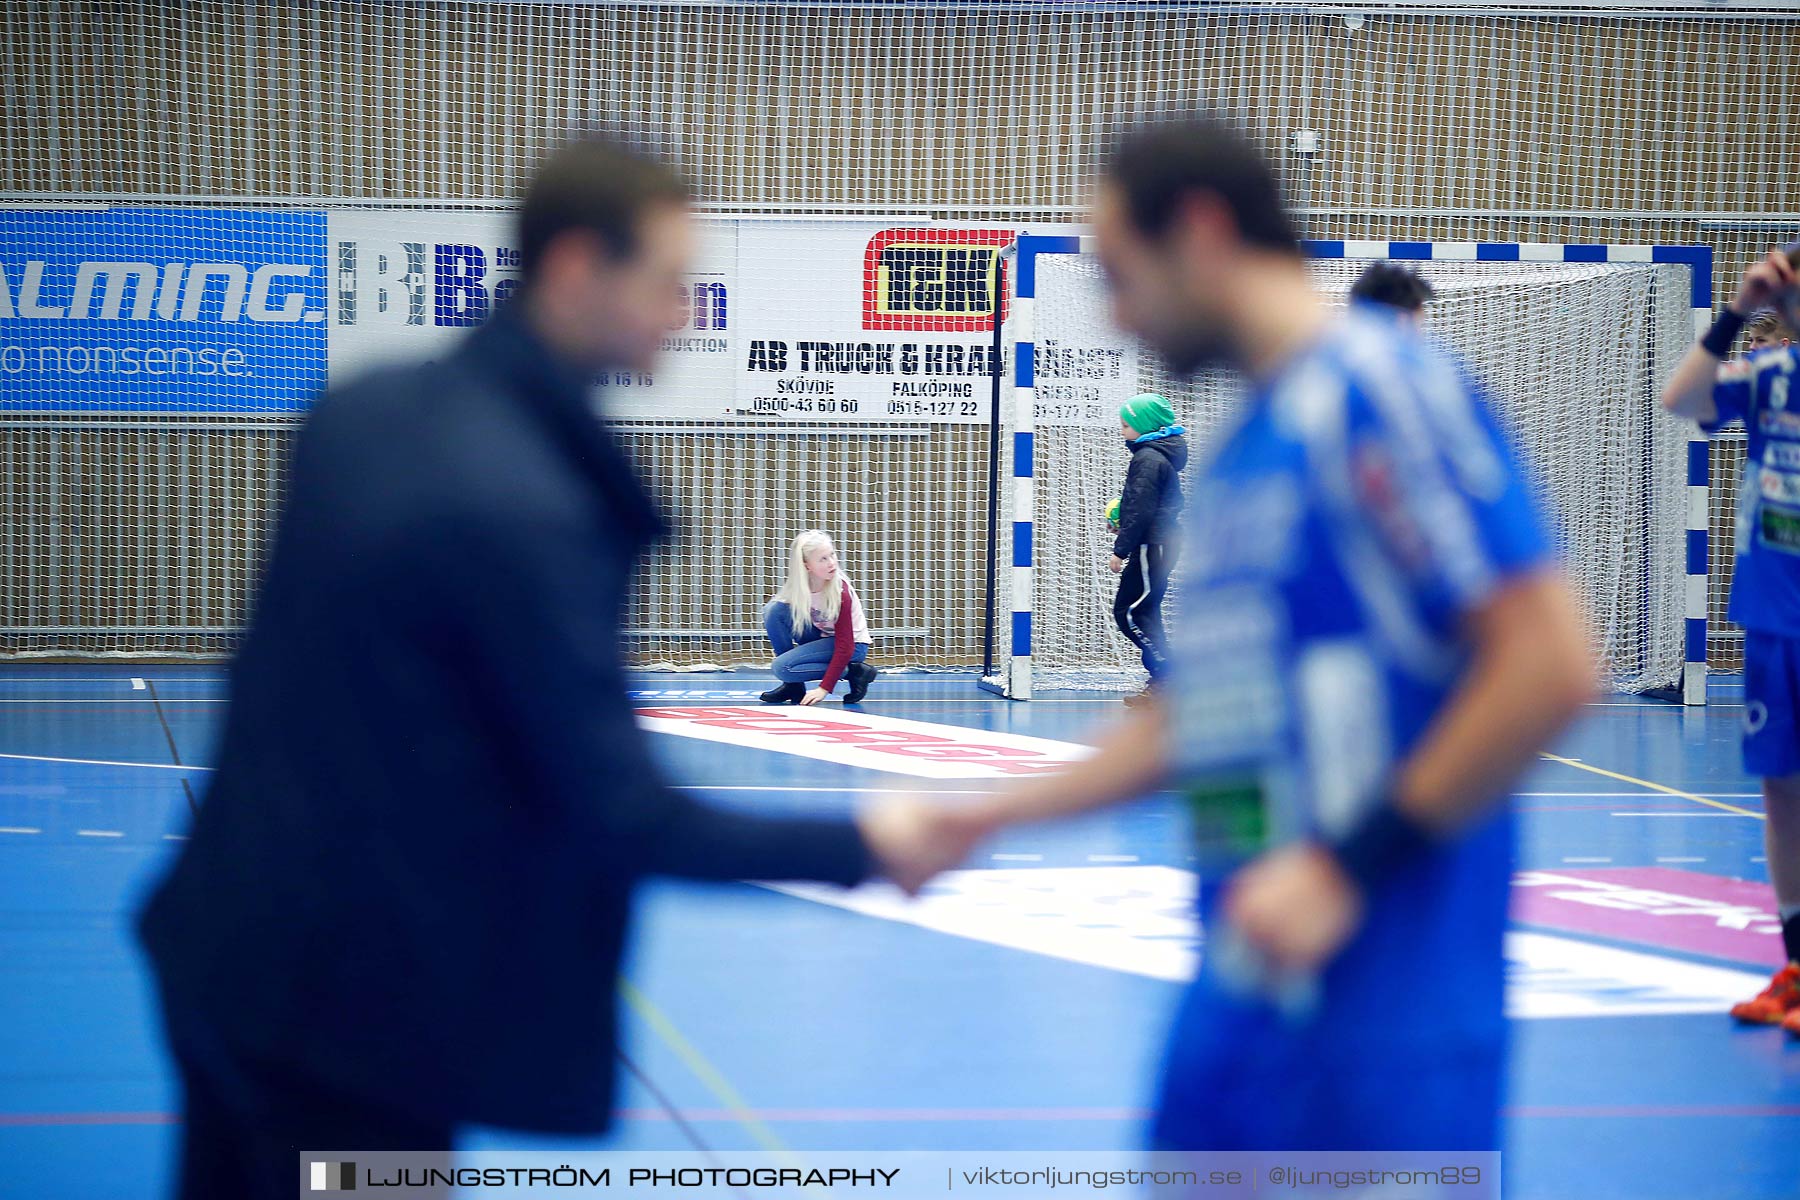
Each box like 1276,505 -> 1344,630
844,662 -> 878,704
1730,963 -> 1800,1024
758,682 -> 805,705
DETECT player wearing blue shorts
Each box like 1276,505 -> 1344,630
1662,245 -> 1800,1035
958,116 -> 1595,1150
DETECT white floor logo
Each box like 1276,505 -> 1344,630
635,705 -> 1092,779
769,866 -> 1771,1019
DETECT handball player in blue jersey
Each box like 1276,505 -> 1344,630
1662,246 -> 1800,1035
959,116 -> 1595,1150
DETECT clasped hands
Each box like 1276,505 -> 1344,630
852,797 -> 1362,975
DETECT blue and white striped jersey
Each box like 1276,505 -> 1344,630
1170,304 -> 1555,1043
1708,344 -> 1800,637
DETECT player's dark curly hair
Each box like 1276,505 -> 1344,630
1349,261 -> 1436,314
1103,115 -> 1301,254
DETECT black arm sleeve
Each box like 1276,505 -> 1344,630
642,800 -> 870,884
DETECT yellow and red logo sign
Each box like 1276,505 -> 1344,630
862,228 -> 1012,332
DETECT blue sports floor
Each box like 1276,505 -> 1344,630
2,666 -> 1797,1199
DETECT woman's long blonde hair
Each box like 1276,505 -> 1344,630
777,529 -> 850,638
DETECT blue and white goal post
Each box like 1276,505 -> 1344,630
980,236 -> 1716,705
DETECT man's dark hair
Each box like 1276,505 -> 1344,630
518,134 -> 693,279
1102,115 -> 1301,253
1349,261 -> 1436,313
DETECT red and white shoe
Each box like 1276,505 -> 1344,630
1730,963 -> 1800,1026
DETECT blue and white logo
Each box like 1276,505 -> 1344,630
0,208 -> 328,412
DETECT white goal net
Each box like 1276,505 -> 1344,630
999,252 -> 1694,695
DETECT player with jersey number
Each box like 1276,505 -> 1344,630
944,114 -> 1597,1152
1661,245 -> 1800,1037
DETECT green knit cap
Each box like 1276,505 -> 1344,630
1120,393 -> 1176,436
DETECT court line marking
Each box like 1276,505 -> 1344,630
0,670 -> 1751,690
0,695 -> 1751,709
0,680 -> 193,686
7,1102 -> 1798,1128
0,747 -> 1770,827
1504,1104 -> 1800,1118
686,785 -> 999,795
631,697 -> 1145,706
0,678 -> 224,683
0,699 -> 229,704
609,1102 -> 1800,1121
0,754 -> 1021,796
1521,791 -> 1763,798
615,1106 -> 1154,1122
0,1112 -> 180,1127
678,698 -> 1756,708
604,1101 -> 1800,1121
618,978 -> 799,1164
0,676 -> 219,683
1539,753 -> 1764,819
0,751 -> 207,771
0,827 -> 42,835
76,830 -> 123,838
1582,700 -> 1744,708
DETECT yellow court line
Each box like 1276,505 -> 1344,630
619,978 -> 805,1165
1539,753 -> 1764,820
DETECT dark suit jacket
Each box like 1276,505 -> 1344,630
139,308 -> 871,1132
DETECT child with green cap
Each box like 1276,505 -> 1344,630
1111,392 -> 1188,706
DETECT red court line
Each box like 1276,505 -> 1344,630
1505,1104 -> 1800,1119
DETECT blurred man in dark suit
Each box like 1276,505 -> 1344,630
139,134 -> 974,1199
